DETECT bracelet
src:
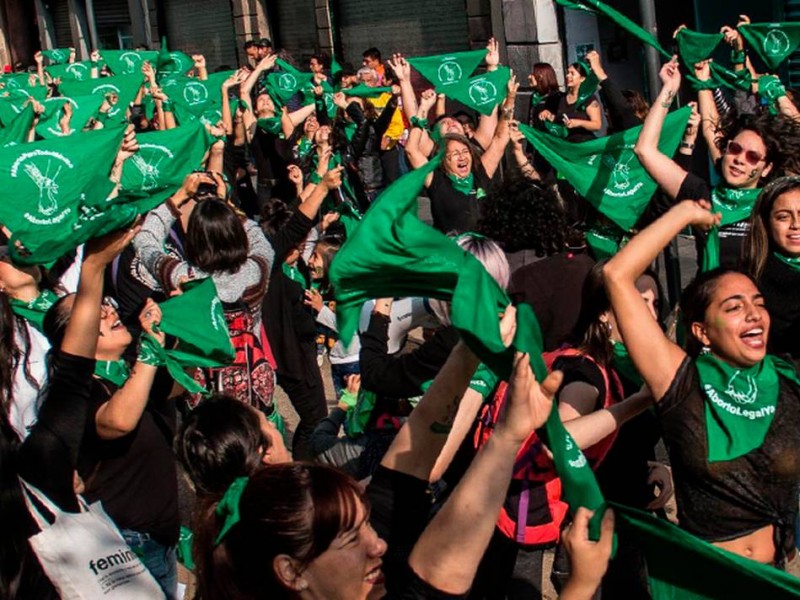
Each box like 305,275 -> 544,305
680,141 -> 695,150
410,116 -> 429,131
310,172 -> 323,185
730,49 -> 746,65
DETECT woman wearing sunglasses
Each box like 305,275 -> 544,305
635,58 -> 800,269
742,177 -> 800,358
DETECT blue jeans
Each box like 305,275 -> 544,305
331,361 -> 360,399
121,529 -> 178,600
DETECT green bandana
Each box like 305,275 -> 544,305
519,107 -> 690,231
407,50 -> 486,91
611,341 -> 643,388
138,278 -> 235,395
345,389 -> 378,436
100,50 -> 159,77
758,75 -> 787,116
256,116 -> 282,136
343,120 -> 357,142
45,61 -> 94,83
331,57 -> 343,77
530,92 -> 545,108
675,29 -> 724,66
686,62 -> 753,93
342,84 -> 393,99
442,66 -> 511,116
8,289 -> 58,333
773,251 -> 800,272
214,476 -> 248,545
282,262 -> 307,287
613,502 -> 800,598
42,49 -> 71,65
542,119 -> 569,139
573,63 -> 599,111
296,137 -> 314,159
156,38 -> 194,80
696,353 -> 800,462
0,74 -> 43,98
330,160 -> 609,539
702,186 -> 761,272
740,23 -> 800,71
58,73 -> 145,124
161,71 -> 236,123
120,120 -> 214,208
0,104 -> 36,148
585,227 -> 622,260
94,360 -> 131,387
266,70 -> 315,105
34,95 -> 105,139
446,172 -> 474,195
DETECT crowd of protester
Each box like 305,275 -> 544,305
2,7 -> 800,600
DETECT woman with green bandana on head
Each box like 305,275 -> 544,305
635,57 -> 800,270
604,197 -> 800,568
539,61 -> 601,143
405,74 -> 516,234
743,176 -> 800,358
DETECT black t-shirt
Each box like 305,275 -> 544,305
759,253 -> 800,358
677,172 -> 750,270
656,356 -> 800,554
427,164 -> 491,234
250,126 -> 294,201
78,368 -> 179,545
555,94 -> 598,143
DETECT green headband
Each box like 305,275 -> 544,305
214,476 -> 249,546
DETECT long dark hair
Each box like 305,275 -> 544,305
742,176 -> 800,279
0,294 -> 39,420
186,200 -> 249,274
193,463 -> 366,600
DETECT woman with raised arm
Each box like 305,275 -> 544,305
635,58 -> 800,269
604,198 -> 800,567
539,61 -> 601,142
405,76 -> 516,234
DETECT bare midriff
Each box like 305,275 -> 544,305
712,525 -> 775,564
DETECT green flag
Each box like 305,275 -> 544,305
120,121 -> 214,206
100,50 -> 159,76
329,158 -> 608,539
519,107 -> 691,231
58,74 -> 144,123
0,92 -> 37,128
676,29 -> 724,67
443,66 -> 510,116
267,70 -> 315,105
407,50 -> 486,91
42,48 -> 71,65
156,38 -> 194,79
740,23 -> 800,71
140,277 -> 234,394
0,74 -> 44,98
161,71 -> 235,123
613,503 -> 800,599
0,127 -> 124,263
45,61 -> 93,82
0,104 -> 35,147
34,95 -> 104,139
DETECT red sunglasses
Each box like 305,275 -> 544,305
726,141 -> 765,166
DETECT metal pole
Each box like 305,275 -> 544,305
85,0 -> 98,50
638,0 -> 661,103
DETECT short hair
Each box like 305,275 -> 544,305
310,53 -> 330,70
185,200 -> 249,274
455,233 -> 510,290
362,47 -> 381,61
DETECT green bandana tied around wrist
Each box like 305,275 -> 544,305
675,29 -> 723,66
410,116 -> 429,131
282,262 -> 308,287
702,186 -> 761,272
447,172 -> 475,195
611,341 -> 643,388
330,158 -> 609,541
138,278 -> 235,395
407,50 -> 486,91
696,353 -> 800,462
442,66 -> 511,116
758,75 -> 787,116
739,23 -> 800,71
94,360 -> 131,387
773,252 -> 800,272
214,476 -> 249,545
9,290 -> 59,334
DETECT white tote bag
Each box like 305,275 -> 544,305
20,479 -> 166,599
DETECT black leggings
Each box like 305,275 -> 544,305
277,368 -> 327,461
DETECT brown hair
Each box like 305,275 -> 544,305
531,63 -> 559,96
194,463 -> 366,600
742,176 -> 800,279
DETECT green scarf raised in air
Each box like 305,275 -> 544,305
45,61 -> 93,83
407,50 -> 486,91
585,226 -> 623,260
0,104 -> 36,148
740,23 -> 800,71
675,29 -> 723,67
443,66 -> 510,116
42,49 -> 71,65
8,289 -> 59,333
330,159 -> 609,540
696,353 -> 800,462
758,75 -> 787,116
100,50 -> 159,77
519,107 -> 690,231
94,360 -> 131,387
342,84 -> 393,99
702,186 -> 761,271
773,251 -> 800,272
